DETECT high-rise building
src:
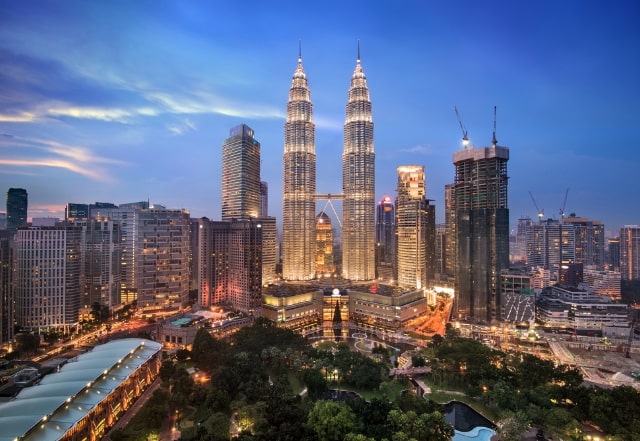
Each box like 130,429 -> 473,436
394,166 -> 435,290
435,224 -> 446,278
511,217 -> 533,264
282,50 -> 316,280
198,217 -> 264,315
99,205 -> 191,308
222,124 -> 261,221
0,230 -> 12,345
6,188 -> 28,235
70,218 -> 122,311
562,215 -> 605,270
342,47 -> 375,281
376,196 -> 395,266
526,219 -> 576,279
453,143 -> 509,322
13,224 -> 82,334
620,225 -> 640,281
316,212 -> 334,276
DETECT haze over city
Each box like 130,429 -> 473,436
1,0 -> 639,233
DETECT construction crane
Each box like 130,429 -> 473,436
491,106 -> 498,147
529,191 -> 544,222
559,188 -> 569,220
454,105 -> 469,147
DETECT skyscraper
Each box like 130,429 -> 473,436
260,181 -> 269,218
6,188 -> 28,235
444,183 -> 456,277
561,215 -> 605,270
0,230 -> 12,345
526,219 -> 575,278
222,124 -> 261,221
282,49 -> 316,280
453,143 -> 509,322
342,45 -> 375,281
620,225 -> 640,281
394,166 -> 435,290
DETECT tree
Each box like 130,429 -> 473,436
496,410 -> 530,441
307,400 -> 358,441
15,333 -> 40,355
303,367 -> 329,400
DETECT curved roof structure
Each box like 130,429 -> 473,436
0,338 -> 162,441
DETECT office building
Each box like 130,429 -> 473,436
562,215 -> 605,270
6,188 -> 28,236
394,165 -> 435,290
620,225 -> 640,281
511,216 -> 533,264
282,50 -> 316,280
316,211 -> 334,276
435,224 -> 446,278
342,48 -> 375,281
452,142 -> 509,322
13,224 -> 82,334
583,267 -> 621,300
222,124 -> 261,221
65,202 -> 118,220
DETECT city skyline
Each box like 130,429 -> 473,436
1,1 -> 640,234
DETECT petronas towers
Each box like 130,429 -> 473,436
282,45 -> 375,281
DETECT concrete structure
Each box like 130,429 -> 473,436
620,225 -> 640,281
342,49 -> 375,281
282,51 -> 316,281
262,284 -> 323,333
607,236 -> 620,272
0,338 -> 162,441
260,181 -> 268,217
583,266 -> 621,300
221,124 -> 262,221
394,165 -> 435,290
452,144 -> 509,322
444,183 -> 456,278
6,188 -> 27,236
13,225 -> 82,334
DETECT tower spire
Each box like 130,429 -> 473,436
357,39 -> 360,63
298,39 -> 302,63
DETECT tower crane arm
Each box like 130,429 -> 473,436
454,106 -> 469,147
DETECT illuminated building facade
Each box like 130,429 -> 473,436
453,144 -> 509,322
342,49 -> 375,281
13,225 -> 82,333
0,339 -> 162,441
620,225 -> 640,281
315,211 -> 334,275
222,124 -> 261,221
282,51 -> 316,280
526,219 -> 576,279
444,183 -> 456,277
394,165 -> 435,290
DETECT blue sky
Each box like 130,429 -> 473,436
1,0 -> 639,235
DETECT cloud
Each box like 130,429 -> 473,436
398,145 -> 435,155
0,134 -> 128,182
168,118 -> 198,135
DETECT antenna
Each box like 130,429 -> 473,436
454,106 -> 469,147
492,106 -> 498,147
357,39 -> 361,62
298,39 -> 302,62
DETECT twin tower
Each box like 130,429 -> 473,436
282,48 -> 375,281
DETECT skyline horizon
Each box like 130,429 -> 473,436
1,1 -> 639,235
